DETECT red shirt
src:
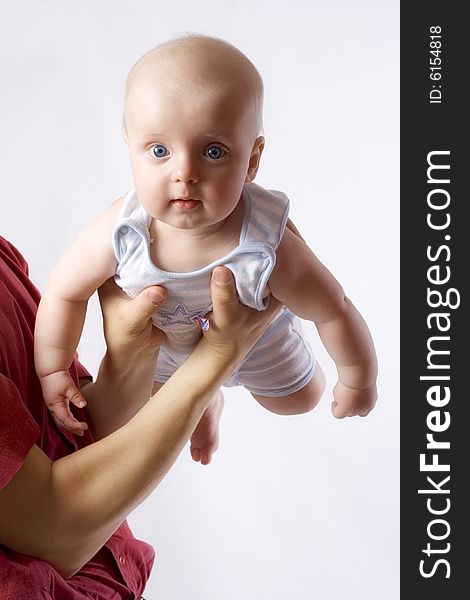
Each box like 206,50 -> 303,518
0,236 -> 154,599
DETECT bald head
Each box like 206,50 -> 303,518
124,34 -> 264,137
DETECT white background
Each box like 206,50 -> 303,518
1,1 -> 399,598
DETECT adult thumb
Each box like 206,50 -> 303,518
210,266 -> 238,325
128,285 -> 167,331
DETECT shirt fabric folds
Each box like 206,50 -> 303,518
0,236 -> 154,599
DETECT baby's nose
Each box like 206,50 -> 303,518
173,154 -> 199,184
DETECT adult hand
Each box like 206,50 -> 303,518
81,280 -> 167,439
98,278 -> 167,367
200,266 -> 284,364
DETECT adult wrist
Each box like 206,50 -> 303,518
195,337 -> 244,380
102,345 -> 159,378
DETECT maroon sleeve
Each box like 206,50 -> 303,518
0,373 -> 39,490
1,238 -> 29,276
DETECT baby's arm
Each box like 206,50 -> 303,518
269,227 -> 378,418
35,200 -> 122,433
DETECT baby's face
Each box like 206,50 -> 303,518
124,81 -> 263,231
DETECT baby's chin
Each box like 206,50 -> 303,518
152,209 -> 221,232
149,198 -> 242,232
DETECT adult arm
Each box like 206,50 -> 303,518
80,279 -> 168,440
269,226 -> 378,418
0,267 -> 282,578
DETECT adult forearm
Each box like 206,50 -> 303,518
316,297 -> 377,389
81,346 -> 159,439
1,266 -> 279,577
47,340 -> 236,577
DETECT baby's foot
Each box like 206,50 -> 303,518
190,390 -> 224,465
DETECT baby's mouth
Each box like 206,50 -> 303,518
171,199 -> 201,210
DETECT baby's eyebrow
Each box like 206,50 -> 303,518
139,132 -> 165,140
134,131 -> 235,145
201,133 -> 233,143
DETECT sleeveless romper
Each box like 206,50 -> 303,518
113,182 -> 315,397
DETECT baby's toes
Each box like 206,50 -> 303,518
191,447 -> 201,462
200,448 -> 213,466
190,440 -> 217,465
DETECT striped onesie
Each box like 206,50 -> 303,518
113,182 -> 315,397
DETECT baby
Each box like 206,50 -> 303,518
35,35 -> 378,464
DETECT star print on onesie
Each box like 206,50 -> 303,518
158,303 -> 207,327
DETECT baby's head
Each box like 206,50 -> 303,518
123,34 -> 265,230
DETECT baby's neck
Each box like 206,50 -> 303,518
154,215 -> 231,243
149,202 -> 244,273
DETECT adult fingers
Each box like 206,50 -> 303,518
98,277 -> 127,308
210,266 -> 283,327
209,267 -> 239,328
99,278 -> 167,333
127,285 -> 167,334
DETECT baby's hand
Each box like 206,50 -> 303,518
40,370 -> 89,435
331,380 -> 377,419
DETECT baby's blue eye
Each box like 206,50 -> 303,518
205,146 -> 225,160
152,144 -> 169,158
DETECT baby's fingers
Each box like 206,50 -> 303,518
331,402 -> 368,419
331,401 -> 351,419
51,399 -> 88,436
331,385 -> 377,419
66,383 -> 87,410
64,383 -> 89,434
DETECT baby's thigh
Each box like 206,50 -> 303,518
251,363 -> 325,416
231,309 -> 315,394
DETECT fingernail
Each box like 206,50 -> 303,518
147,288 -> 165,303
78,400 -> 87,408
213,268 -> 231,284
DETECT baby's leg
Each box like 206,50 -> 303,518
152,381 -> 224,465
251,362 -> 325,415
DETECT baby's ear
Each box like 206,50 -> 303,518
121,115 -> 129,144
245,136 -> 265,183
